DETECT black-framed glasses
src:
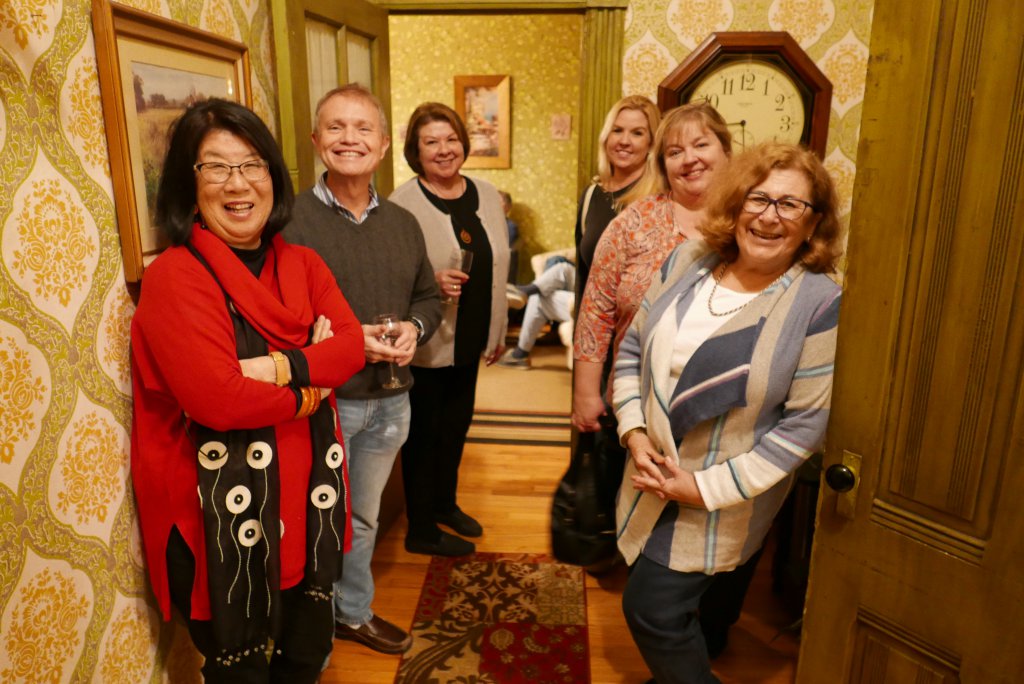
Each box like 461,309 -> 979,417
742,192 -> 815,221
194,160 -> 270,184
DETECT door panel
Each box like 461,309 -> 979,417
799,1 -> 1024,682
271,0 -> 392,193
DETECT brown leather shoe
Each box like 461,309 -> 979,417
333,615 -> 412,654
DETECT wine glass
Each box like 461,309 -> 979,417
441,249 -> 473,305
373,313 -> 405,389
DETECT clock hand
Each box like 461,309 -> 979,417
726,120 -> 747,150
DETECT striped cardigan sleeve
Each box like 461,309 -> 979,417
694,287 -> 841,511
612,322 -> 645,436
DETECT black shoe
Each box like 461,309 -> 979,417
333,615 -> 412,654
405,531 -> 475,557
435,508 -> 483,537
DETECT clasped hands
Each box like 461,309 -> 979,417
626,430 -> 705,507
363,321 -> 417,366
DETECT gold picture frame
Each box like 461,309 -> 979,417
92,0 -> 251,285
454,75 -> 511,169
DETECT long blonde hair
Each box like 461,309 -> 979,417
594,95 -> 661,188
619,102 -> 732,208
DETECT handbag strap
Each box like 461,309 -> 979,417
579,183 -> 598,235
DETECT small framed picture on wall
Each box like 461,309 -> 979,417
454,75 -> 511,169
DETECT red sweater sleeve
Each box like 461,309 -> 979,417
132,250 -> 357,432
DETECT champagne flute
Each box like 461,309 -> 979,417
441,249 -> 474,305
373,313 -> 405,389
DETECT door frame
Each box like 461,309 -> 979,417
271,0 -> 392,193
375,0 -> 628,195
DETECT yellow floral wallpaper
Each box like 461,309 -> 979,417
0,0 -> 276,680
623,0 -> 874,233
389,13 -> 583,277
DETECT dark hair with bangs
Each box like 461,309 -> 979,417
701,142 -> 843,274
155,98 -> 294,245
402,102 -> 470,176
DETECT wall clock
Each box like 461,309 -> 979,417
658,32 -> 832,157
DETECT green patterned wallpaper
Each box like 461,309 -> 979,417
0,0 -> 275,680
389,13 -> 584,276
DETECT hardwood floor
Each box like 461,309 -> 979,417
320,441 -> 800,683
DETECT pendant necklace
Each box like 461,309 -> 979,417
423,176 -> 472,244
707,263 -> 784,317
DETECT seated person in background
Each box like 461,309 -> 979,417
500,190 -> 520,283
500,190 -> 519,247
498,259 -> 576,369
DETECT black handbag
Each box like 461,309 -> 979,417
550,427 -> 623,566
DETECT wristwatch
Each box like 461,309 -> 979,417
407,316 -> 425,342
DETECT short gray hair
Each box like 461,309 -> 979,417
313,83 -> 388,132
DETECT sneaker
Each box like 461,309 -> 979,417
505,283 -> 527,310
333,615 -> 412,654
497,348 -> 530,369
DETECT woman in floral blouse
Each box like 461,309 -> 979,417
572,102 -> 732,433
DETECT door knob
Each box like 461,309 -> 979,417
825,464 -> 856,492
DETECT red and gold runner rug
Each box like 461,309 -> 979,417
395,552 -> 590,683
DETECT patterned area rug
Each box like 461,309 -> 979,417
395,552 -> 590,683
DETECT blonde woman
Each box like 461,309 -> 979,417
575,95 -> 662,303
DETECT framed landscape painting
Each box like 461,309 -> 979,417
454,75 -> 511,169
92,0 -> 251,284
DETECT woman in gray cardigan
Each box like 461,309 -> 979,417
390,102 -> 509,557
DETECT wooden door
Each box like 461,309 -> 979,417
799,1 -> 1024,682
271,0 -> 393,193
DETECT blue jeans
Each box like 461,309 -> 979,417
518,263 -> 576,353
333,394 -> 411,626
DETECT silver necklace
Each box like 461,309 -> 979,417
707,263 -> 783,317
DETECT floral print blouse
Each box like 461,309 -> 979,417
573,193 -> 686,375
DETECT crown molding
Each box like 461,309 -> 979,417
374,0 -> 628,11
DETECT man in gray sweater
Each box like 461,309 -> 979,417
284,84 -> 441,655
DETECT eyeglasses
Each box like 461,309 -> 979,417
194,160 -> 270,184
742,192 -> 815,221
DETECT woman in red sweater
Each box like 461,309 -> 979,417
130,99 -> 363,682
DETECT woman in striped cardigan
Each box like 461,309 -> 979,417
612,143 -> 844,684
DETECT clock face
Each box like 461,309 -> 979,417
688,60 -> 807,150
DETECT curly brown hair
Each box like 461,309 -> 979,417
701,142 -> 842,274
